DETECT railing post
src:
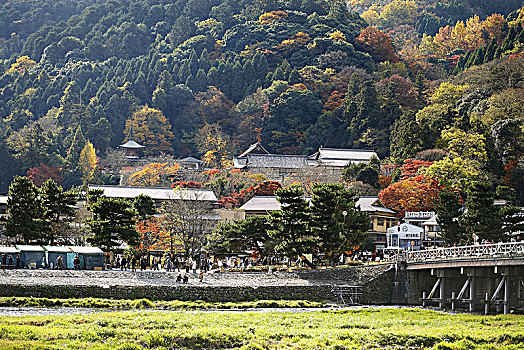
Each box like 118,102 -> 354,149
485,292 -> 489,315
422,291 -> 426,307
451,291 -> 456,311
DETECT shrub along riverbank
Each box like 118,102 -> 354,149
0,308 -> 523,349
0,297 -> 325,310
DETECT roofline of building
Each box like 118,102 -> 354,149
88,185 -> 215,192
318,147 -> 377,152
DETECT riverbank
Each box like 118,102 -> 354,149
0,265 -> 395,303
0,308 -> 523,349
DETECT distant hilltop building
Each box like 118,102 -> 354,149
233,142 -> 378,181
119,139 -> 145,161
119,124 -> 145,161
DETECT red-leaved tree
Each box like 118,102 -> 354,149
27,164 -> 63,186
254,181 -> 282,196
379,175 -> 441,218
400,159 -> 434,180
354,26 -> 400,62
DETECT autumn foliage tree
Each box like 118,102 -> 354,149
78,141 -> 97,186
126,162 -> 180,187
379,175 -> 441,217
136,217 -> 167,254
399,159 -> 434,179
354,27 -> 399,62
124,105 -> 174,155
27,164 -> 63,186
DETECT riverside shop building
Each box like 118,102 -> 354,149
386,223 -> 423,251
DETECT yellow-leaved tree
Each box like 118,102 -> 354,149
124,105 -> 174,155
127,163 -> 181,187
195,123 -> 232,169
6,56 -> 36,74
424,127 -> 488,190
79,141 -> 97,186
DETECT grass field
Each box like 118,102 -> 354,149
0,307 -> 523,349
0,297 -> 325,310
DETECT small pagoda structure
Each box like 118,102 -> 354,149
119,125 -> 145,160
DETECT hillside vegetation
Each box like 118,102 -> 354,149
0,0 -> 523,205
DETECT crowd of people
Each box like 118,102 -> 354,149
0,253 -> 18,268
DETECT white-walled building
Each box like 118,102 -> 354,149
386,223 -> 423,251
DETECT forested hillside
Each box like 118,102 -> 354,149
0,0 -> 523,205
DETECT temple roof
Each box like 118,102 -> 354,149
88,185 -> 217,202
238,142 -> 270,158
119,140 -> 145,149
180,156 -> 202,164
356,196 -> 396,214
309,148 -> 378,166
243,154 -> 309,169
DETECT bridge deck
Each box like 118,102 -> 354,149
393,242 -> 524,269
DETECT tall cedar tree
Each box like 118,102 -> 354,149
268,186 -> 316,267
459,181 -> 503,242
40,179 -> 78,244
309,183 -> 369,264
86,190 -> 138,252
6,176 -> 46,243
435,190 -> 466,245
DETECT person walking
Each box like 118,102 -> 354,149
56,255 -> 64,270
73,254 -> 80,270
174,256 -> 179,272
131,255 -> 137,272
15,254 -> 21,269
121,256 -> 127,271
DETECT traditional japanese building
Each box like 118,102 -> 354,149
356,196 -> 398,251
308,148 -> 379,173
233,142 -> 378,181
119,139 -> 145,160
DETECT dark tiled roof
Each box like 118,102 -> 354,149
238,142 -> 270,158
246,154 -> 308,169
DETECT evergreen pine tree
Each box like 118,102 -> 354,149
40,179 -> 78,244
194,68 -> 208,92
309,183 -> 368,264
86,190 -> 138,252
268,186 -> 315,267
66,126 -> 85,170
6,176 -> 46,243
288,69 -> 301,85
459,181 -> 503,242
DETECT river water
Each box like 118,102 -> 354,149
0,305 -> 415,317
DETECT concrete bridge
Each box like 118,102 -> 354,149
392,241 -> 524,314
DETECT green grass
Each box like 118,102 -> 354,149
0,297 -> 326,310
0,308 -> 523,349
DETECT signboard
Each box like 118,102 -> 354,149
404,211 -> 435,219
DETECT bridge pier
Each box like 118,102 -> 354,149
394,242 -> 524,314
408,266 -> 524,314
469,276 -> 475,312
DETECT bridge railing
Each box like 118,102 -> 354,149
391,241 -> 524,263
